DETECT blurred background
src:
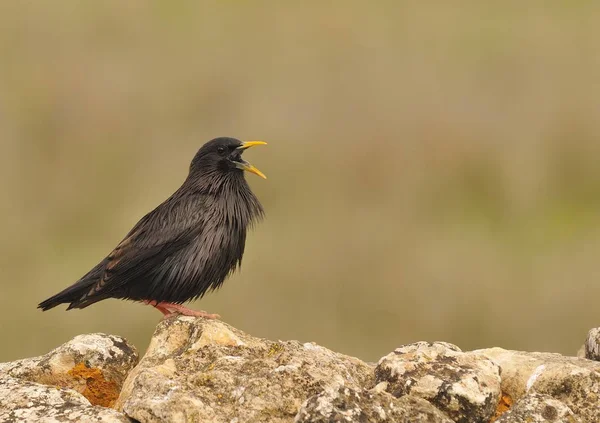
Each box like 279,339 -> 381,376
1,2 -> 600,363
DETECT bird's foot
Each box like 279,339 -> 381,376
143,300 -> 220,319
161,302 -> 221,319
143,300 -> 173,317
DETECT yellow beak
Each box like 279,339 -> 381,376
235,141 -> 267,179
237,141 -> 268,150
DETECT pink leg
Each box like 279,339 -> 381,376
143,300 -> 175,317
159,302 -> 220,319
141,300 -> 220,319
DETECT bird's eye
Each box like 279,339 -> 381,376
217,146 -> 226,155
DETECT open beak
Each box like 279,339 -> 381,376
237,141 -> 267,150
234,141 -> 267,179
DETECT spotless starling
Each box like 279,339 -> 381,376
38,137 -> 266,318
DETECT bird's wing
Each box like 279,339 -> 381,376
85,197 -> 205,298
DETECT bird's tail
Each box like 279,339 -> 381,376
38,282 -> 91,310
38,261 -> 106,311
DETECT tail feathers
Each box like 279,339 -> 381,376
38,281 -> 93,310
65,292 -> 109,310
38,261 -> 107,311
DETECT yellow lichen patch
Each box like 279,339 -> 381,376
67,362 -> 120,408
490,392 -> 513,422
267,343 -> 284,357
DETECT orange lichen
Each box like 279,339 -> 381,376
490,392 -> 513,422
67,362 -> 119,408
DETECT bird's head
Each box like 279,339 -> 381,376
189,137 -> 267,182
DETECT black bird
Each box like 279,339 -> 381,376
38,137 -> 266,318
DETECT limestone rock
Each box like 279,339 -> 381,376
0,333 -> 138,408
7,320 -> 600,421
375,342 -> 501,423
0,375 -> 131,423
295,384 -> 453,423
584,327 -> 600,361
495,392 -> 579,423
116,316 -> 373,423
476,348 -> 600,422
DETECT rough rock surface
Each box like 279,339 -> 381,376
584,327 -> 600,361
0,375 -> 131,422
0,333 -> 138,408
7,321 -> 600,422
116,316 -> 373,423
295,384 -> 453,423
494,392 -> 579,423
476,347 -> 600,422
375,342 -> 501,423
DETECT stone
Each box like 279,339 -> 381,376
375,342 -> 501,423
0,375 -> 131,423
584,327 -> 600,361
6,320 -> 600,421
476,348 -> 600,422
295,383 -> 453,423
0,333 -> 138,408
494,392 -> 579,423
116,316 -> 374,423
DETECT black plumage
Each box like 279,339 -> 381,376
38,137 -> 266,318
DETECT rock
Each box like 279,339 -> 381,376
6,321 -> 600,421
476,348 -> 600,422
295,384 -> 453,423
0,333 -> 138,408
490,392 -> 513,421
584,327 -> 600,361
0,375 -> 131,422
375,342 -> 501,423
116,316 -> 374,423
494,392 -> 580,423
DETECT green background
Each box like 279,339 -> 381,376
1,2 -> 599,363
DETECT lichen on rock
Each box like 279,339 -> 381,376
116,316 -> 374,423
0,333 -> 138,408
375,341 -> 502,423
494,392 -> 580,423
476,347 -> 600,422
295,384 -> 453,423
5,318 -> 600,422
67,362 -> 120,408
0,375 -> 131,422
584,327 -> 600,361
